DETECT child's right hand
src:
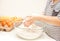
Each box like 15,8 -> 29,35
24,16 -> 36,27
53,0 -> 59,4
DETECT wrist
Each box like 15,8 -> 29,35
33,15 -> 45,21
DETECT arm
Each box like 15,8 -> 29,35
53,0 -> 59,4
34,15 -> 60,26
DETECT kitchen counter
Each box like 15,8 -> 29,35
0,29 -> 56,41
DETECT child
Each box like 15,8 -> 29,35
24,0 -> 60,41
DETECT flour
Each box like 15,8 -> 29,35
15,24 -> 43,40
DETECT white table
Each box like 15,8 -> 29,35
0,0 -> 56,41
0,29 -> 56,41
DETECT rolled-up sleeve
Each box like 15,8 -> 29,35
44,0 -> 53,16
57,12 -> 60,19
54,2 -> 60,12
53,2 -> 60,19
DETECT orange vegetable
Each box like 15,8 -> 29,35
6,20 -> 13,27
0,21 -> 6,27
0,16 -> 23,27
11,17 -> 23,22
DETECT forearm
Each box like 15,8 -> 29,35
34,15 -> 60,26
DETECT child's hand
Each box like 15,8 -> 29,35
53,0 -> 59,4
24,16 -> 35,27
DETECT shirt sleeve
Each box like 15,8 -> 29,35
57,12 -> 60,19
44,0 -> 53,16
54,2 -> 60,12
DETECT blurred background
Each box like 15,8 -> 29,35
0,0 -> 47,18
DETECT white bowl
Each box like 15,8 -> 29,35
15,24 -> 43,40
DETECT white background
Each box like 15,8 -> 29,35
0,0 -> 47,18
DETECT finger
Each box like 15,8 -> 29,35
24,22 -> 30,27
